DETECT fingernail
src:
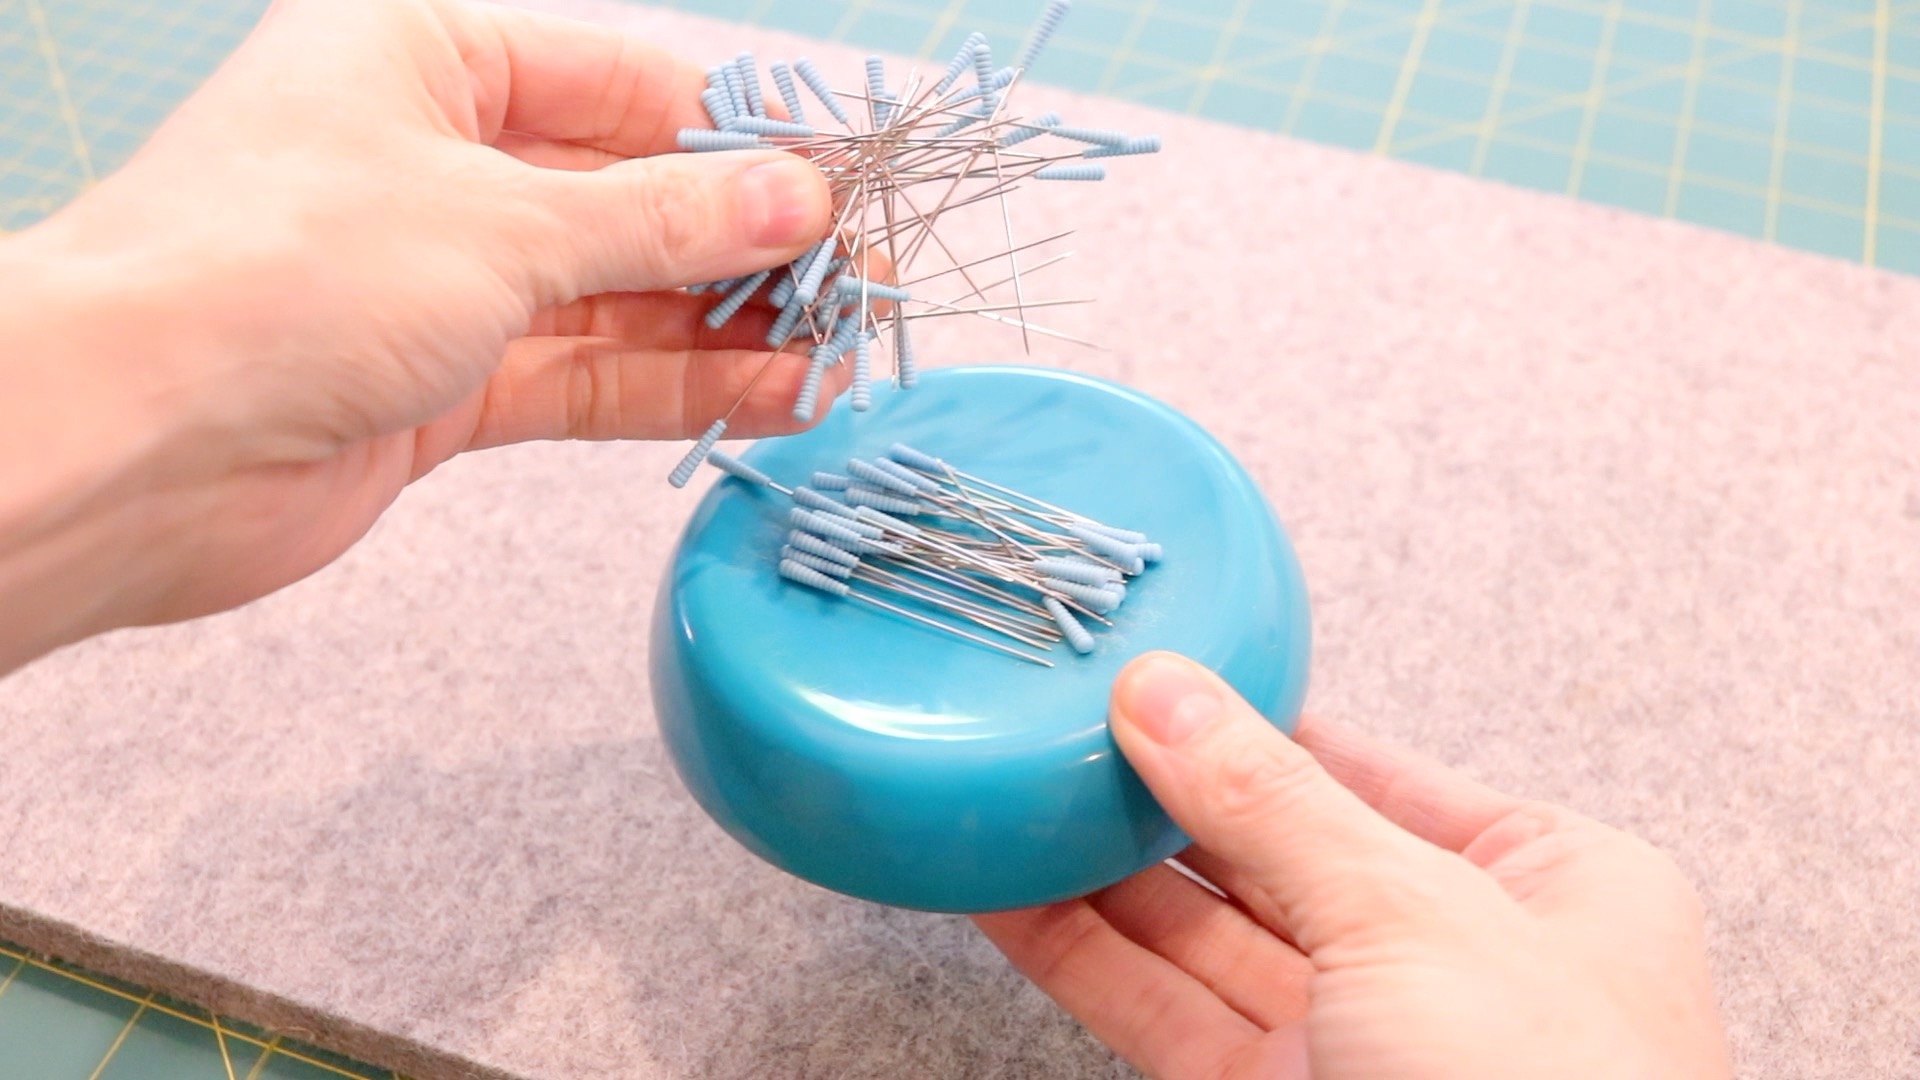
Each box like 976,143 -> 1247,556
1119,654 -> 1224,746
738,158 -> 824,247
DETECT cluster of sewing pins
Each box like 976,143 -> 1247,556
663,0 -> 1161,488
702,442 -> 1160,664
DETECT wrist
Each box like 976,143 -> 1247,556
0,216 -> 202,670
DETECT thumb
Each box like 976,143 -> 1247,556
1110,651 -> 1481,953
528,149 -> 830,300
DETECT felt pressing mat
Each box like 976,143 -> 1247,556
4,1 -> 1920,1077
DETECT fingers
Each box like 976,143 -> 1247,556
1291,713 -> 1522,853
1089,863 -> 1313,1030
527,290 -> 801,354
1108,652 -> 1490,954
491,132 -> 626,172
452,4 -> 834,302
462,3 -> 709,154
530,266 -> 897,347
464,336 -> 850,450
1169,848 -> 1301,949
525,151 -> 830,301
974,900 -> 1262,1080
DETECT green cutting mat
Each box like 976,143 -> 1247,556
0,941 -> 399,1080
9,0 -> 1920,263
2,0 -> 1915,1075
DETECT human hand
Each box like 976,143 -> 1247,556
0,0 -> 840,669
975,651 -> 1733,1080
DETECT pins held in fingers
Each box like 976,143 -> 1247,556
793,57 -> 850,125
1035,164 -> 1105,181
1016,0 -> 1071,71
678,129 -> 763,152
937,32 -> 987,94
770,62 -> 806,125
668,420 -> 729,488
659,1 -> 1162,483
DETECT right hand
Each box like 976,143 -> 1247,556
976,651 -> 1733,1080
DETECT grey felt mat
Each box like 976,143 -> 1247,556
3,2 -> 1918,1078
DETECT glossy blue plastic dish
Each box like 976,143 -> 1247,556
649,366 -> 1310,913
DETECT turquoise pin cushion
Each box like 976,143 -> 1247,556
650,366 -> 1310,912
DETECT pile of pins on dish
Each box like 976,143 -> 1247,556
702,441 -> 1163,663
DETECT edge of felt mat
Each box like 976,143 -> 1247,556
3,2 -> 1919,1080
0,906 -> 510,1080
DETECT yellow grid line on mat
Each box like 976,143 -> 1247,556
213,1012 -> 240,1080
0,0 -> 255,232
1294,75 -> 1917,226
840,0 -> 1920,115
913,0 -> 971,61
63,0 -> 231,155
1374,0 -> 1446,151
1388,6 -> 1890,155
243,1035 -> 284,1080
0,954 -> 24,1002
23,0 -> 93,184
1198,19 -> 1920,188
1097,0 -> 1908,83
1436,8 -> 1881,157
1867,0 -> 1891,262
1766,0 -> 1805,241
1281,0 -> 1356,134
1566,0 -> 1625,196
0,942 -> 411,1080
83,991 -> 153,1080
1094,0 -> 1158,96
1537,0 -> 1906,73
1471,0 -> 1534,174
1184,0 -> 1252,116
1123,0 -> 1515,105
744,0 -> 782,28
1109,0 -> 1920,115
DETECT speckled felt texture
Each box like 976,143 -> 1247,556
2,2 -> 1919,1078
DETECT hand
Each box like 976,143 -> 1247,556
0,0 -> 839,670
975,652 -> 1733,1080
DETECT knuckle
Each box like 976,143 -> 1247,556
1509,798 -> 1587,838
594,37 -> 648,148
626,163 -> 712,275
1477,800 -> 1706,917
1541,805 -> 1678,879
563,341 -> 627,439
1467,799 -> 1585,865
563,350 -> 596,440
1306,860 -> 1462,944
1207,742 -> 1324,829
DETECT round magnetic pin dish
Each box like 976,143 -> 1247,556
649,366 -> 1310,913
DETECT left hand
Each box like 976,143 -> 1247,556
0,0 -> 838,669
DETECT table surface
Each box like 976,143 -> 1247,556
1,0 -> 1912,1076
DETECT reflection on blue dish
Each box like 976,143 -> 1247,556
650,366 -> 1310,913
